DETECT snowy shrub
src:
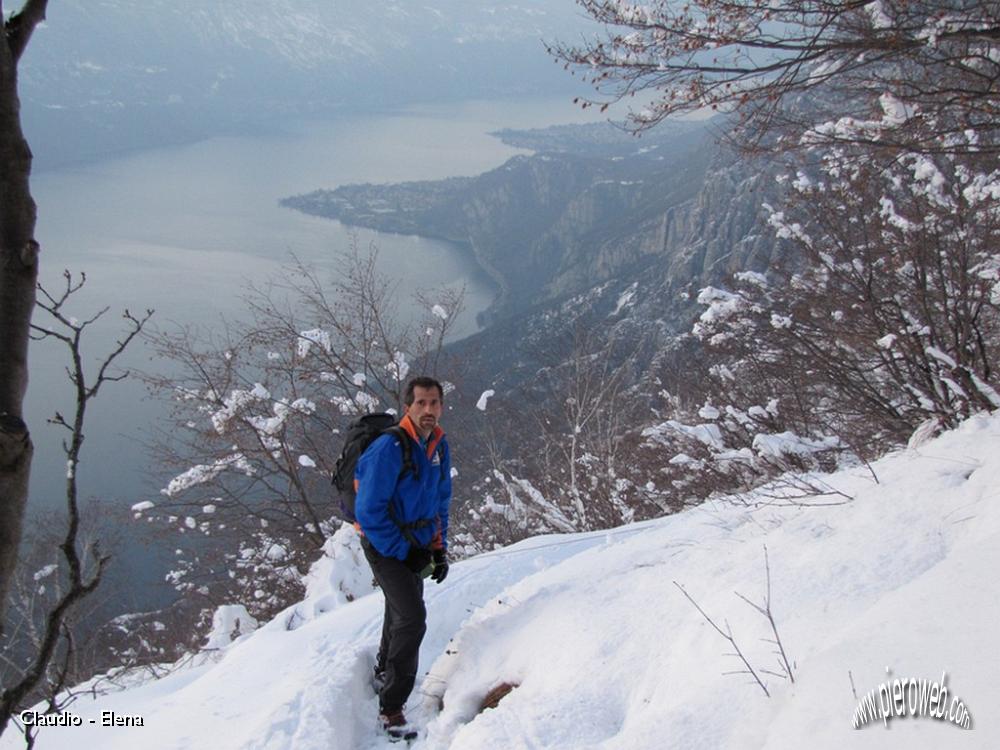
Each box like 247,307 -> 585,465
291,523 -> 376,626
653,135 -> 1000,501
757,139 -> 1000,443
204,605 -> 259,650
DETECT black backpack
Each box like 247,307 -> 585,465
332,413 -> 416,523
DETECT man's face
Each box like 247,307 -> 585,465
406,385 -> 443,438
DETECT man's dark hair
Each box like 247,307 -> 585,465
404,376 -> 444,406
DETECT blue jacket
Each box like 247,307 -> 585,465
355,414 -> 451,560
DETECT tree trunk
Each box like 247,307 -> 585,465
0,0 -> 47,633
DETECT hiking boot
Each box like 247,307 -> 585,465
379,709 -> 418,742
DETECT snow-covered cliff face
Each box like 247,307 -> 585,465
17,1 -> 587,165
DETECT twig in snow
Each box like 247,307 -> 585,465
733,545 -> 795,684
673,581 -> 770,698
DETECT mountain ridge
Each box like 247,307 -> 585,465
20,1 -> 590,167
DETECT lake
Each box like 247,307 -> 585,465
23,96 -> 603,608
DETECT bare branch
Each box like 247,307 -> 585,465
1,272 -> 151,735
551,0 -> 1000,154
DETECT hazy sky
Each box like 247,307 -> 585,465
20,1 -> 596,165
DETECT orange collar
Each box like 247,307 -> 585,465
399,414 -> 444,458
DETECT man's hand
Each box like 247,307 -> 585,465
430,549 -> 449,584
404,546 -> 432,574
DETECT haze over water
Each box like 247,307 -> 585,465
24,97 -> 602,607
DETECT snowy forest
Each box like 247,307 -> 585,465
1,1 -> 999,748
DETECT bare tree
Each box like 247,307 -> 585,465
457,328 -> 676,548
549,0 -> 1000,153
138,248 -> 464,623
530,329 -> 647,528
1,0 -> 49,641
1,272 -> 151,740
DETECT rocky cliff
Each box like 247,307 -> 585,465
283,119 -> 792,500
282,119 -> 781,332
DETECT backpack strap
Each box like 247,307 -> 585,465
384,425 -> 417,482
383,425 -> 434,550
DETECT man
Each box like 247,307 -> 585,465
355,376 -> 452,741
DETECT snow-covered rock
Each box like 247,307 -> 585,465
204,605 -> 259,651
292,523 -> 376,626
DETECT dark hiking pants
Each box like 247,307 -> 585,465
362,538 -> 427,714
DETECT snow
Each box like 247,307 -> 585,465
297,329 -> 332,359
765,208 -> 812,245
292,524 -> 377,624
386,351 -> 410,382
9,413 -> 1000,749
751,431 -> 841,457
246,398 -> 316,439
432,305 -> 449,320
611,282 -> 638,316
925,346 -> 957,369
879,196 -> 917,232
877,334 -> 898,349
331,391 -> 380,415
475,390 -> 495,411
909,156 -> 950,208
642,419 -> 725,449
210,387 -> 269,435
970,373 -> 1000,408
33,565 -> 57,582
770,313 -> 793,329
161,454 -> 255,497
131,501 -> 155,513
879,92 -> 913,126
866,0 -> 893,30
734,271 -> 768,287
264,544 -> 288,562
693,286 -> 747,341
962,170 -> 1000,205
204,605 -> 259,651
697,404 -> 720,420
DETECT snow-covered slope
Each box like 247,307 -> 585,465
7,413 -> 999,749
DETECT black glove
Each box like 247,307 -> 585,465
430,549 -> 449,584
403,546 -> 432,574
